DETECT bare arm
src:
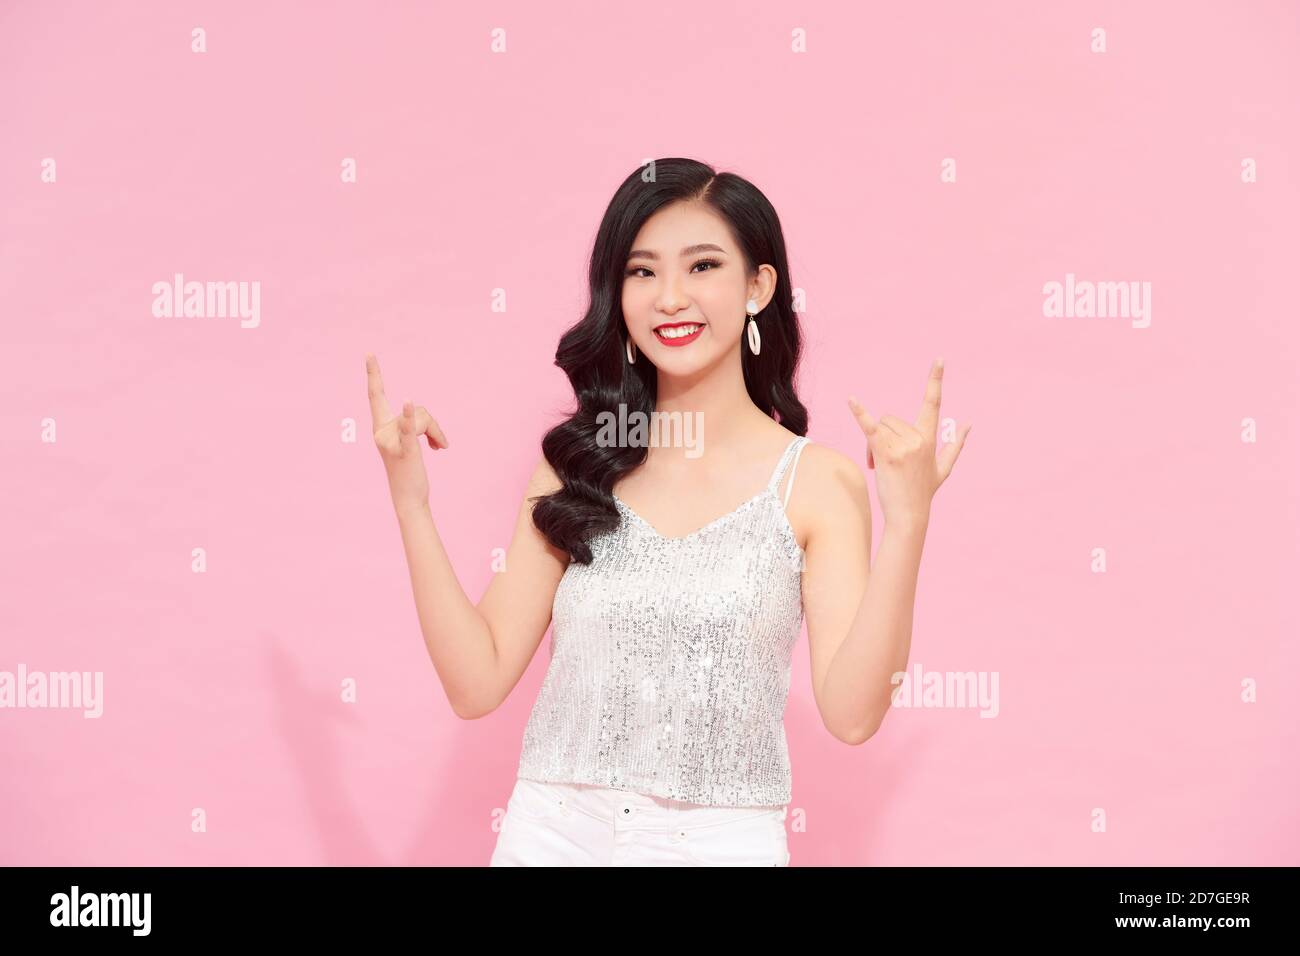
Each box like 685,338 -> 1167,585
392,459 -> 567,719
792,446 -> 880,744
801,453 -> 927,744
799,360 -> 971,744
366,354 -> 568,720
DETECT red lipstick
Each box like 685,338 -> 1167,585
652,321 -> 704,348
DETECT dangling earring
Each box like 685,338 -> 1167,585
626,336 -> 637,364
745,298 -> 761,356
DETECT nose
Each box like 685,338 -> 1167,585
655,275 -> 689,315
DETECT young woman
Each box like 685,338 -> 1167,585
365,158 -> 971,866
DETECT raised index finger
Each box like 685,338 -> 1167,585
914,357 -> 944,440
365,353 -> 393,429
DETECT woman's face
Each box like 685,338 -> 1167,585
621,200 -> 775,375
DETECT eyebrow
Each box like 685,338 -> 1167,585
626,243 -> 727,261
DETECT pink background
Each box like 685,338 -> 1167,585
2,1 -> 1296,865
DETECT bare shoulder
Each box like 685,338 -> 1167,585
798,441 -> 867,496
524,454 -> 564,499
787,441 -> 871,537
519,455 -> 572,566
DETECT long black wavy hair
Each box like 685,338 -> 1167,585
532,158 -> 808,564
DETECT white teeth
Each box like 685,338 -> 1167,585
656,324 -> 701,339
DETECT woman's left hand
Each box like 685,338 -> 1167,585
847,358 -> 971,528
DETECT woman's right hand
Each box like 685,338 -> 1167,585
365,353 -> 449,515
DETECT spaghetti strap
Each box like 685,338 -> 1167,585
782,438 -> 809,509
765,436 -> 803,491
767,435 -> 810,504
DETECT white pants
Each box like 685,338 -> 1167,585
490,777 -> 791,867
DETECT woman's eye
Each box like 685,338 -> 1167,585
624,260 -> 720,278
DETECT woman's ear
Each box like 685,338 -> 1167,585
749,264 -> 780,311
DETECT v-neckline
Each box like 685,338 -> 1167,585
611,487 -> 777,545
609,435 -> 804,546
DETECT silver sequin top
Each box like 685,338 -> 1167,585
516,435 -> 811,808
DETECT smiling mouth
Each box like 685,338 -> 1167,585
653,322 -> 705,343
